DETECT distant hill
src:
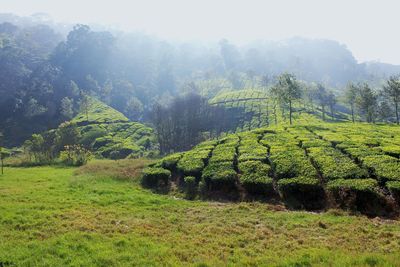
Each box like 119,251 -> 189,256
208,89 -> 347,133
70,98 -> 157,159
18,98 -> 158,159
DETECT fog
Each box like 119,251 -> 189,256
2,0 -> 400,64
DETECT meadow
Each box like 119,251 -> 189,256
1,160 -> 400,266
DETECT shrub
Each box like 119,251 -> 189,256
141,167 -> 171,188
238,139 -> 267,162
361,155 -> 400,181
379,145 -> 400,158
161,152 -> 183,170
269,148 -> 317,179
386,181 -> 400,202
341,146 -> 382,160
177,149 -> 211,176
238,161 -> 273,194
301,138 -> 331,148
79,126 -> 107,147
60,145 -> 92,166
277,177 -> 324,210
326,178 -> 392,216
184,176 -> 197,199
327,178 -> 378,193
177,158 -> 204,177
208,145 -> 236,163
307,146 -> 367,180
202,161 -> 237,189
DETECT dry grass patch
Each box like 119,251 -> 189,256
75,158 -> 154,181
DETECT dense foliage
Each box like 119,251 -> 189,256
2,14 -> 400,147
146,120 -> 400,216
18,98 -> 157,165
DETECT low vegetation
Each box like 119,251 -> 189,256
7,98 -> 158,166
146,121 -> 400,216
1,163 -> 400,266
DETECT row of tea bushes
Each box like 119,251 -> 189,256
142,124 -> 400,215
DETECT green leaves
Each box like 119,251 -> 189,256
141,167 -> 171,187
238,161 -> 273,193
327,179 -> 378,193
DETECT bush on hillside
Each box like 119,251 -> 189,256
277,176 -> 324,210
202,161 -> 237,190
386,181 -> 400,203
141,167 -> 171,188
307,146 -> 367,180
184,176 -> 197,199
60,145 -> 92,166
361,155 -> 400,181
238,161 -> 273,194
326,179 -> 393,216
161,152 -> 183,170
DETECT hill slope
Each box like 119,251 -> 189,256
19,98 -> 157,160
71,98 -> 157,159
145,122 -> 400,216
209,89 -> 348,132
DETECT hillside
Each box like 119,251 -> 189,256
145,122 -> 400,216
70,98 -> 157,159
209,89 -> 347,132
18,98 -> 158,160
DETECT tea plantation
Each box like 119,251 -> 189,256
53,98 -> 157,159
209,90 -> 348,132
144,122 -> 400,216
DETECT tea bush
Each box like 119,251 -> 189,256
141,167 -> 171,187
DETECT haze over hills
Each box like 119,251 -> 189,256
1,12 -> 399,146
2,2 -> 400,266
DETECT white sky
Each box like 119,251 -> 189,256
1,0 -> 400,64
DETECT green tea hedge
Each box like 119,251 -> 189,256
142,168 -> 171,187
238,161 -> 273,194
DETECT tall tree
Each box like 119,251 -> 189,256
315,84 -> 328,121
383,75 -> 400,124
274,73 -> 302,125
344,82 -> 358,123
356,83 -> 377,123
0,132 -> 4,175
60,97 -> 74,119
326,92 -> 337,120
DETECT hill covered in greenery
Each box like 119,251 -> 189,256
17,98 -> 157,164
144,121 -> 400,216
72,98 -> 157,159
209,89 -> 348,132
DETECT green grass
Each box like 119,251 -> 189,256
1,163 -> 400,266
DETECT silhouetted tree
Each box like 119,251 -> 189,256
383,75 -> 400,124
344,82 -> 358,123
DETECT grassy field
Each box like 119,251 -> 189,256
1,161 -> 400,266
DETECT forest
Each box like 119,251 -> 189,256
1,8 -> 400,267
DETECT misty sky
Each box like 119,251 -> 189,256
2,0 -> 400,64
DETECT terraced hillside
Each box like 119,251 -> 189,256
72,98 -> 157,159
209,89 -> 348,132
144,123 -> 400,216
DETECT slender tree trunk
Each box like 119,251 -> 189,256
351,104 -> 355,123
330,105 -> 334,120
1,157 -> 3,175
395,101 -> 399,125
289,100 -> 292,125
322,105 -> 325,121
